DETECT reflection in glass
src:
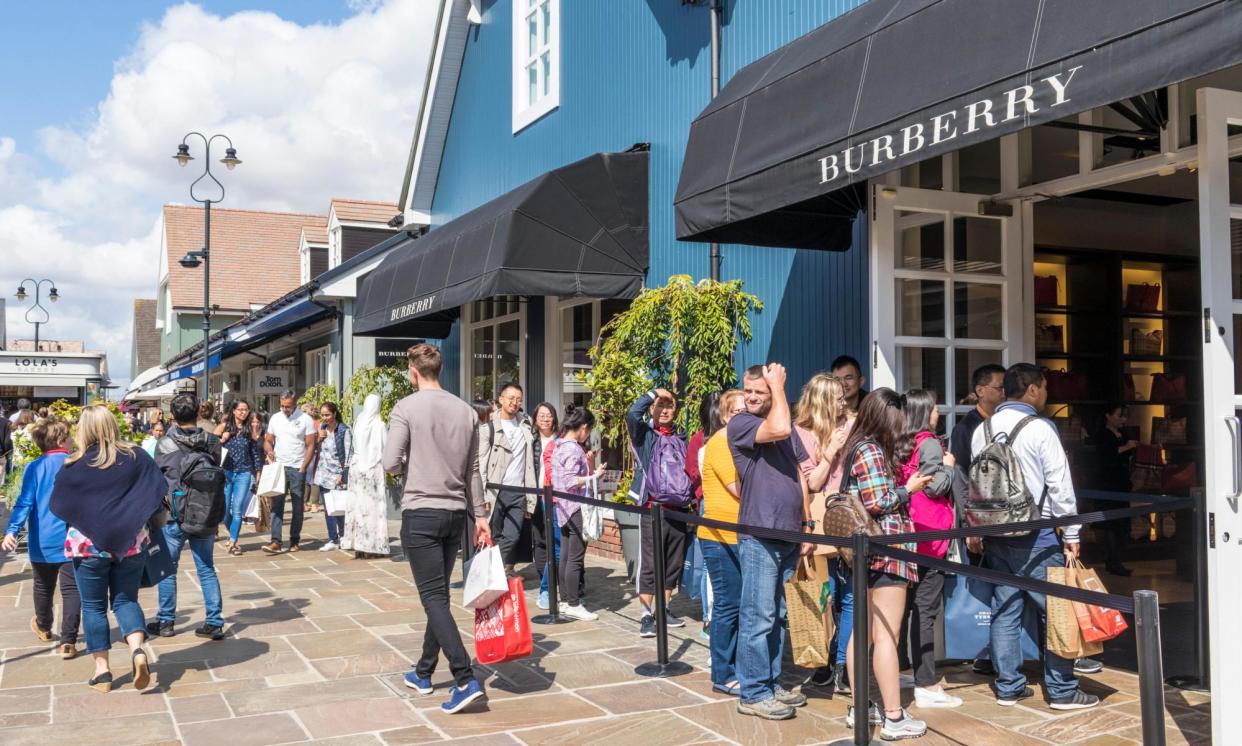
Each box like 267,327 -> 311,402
954,348 -> 1004,405
562,304 -> 593,413
1231,219 -> 1242,299
900,347 -> 946,404
497,320 -> 521,397
898,216 -> 945,271
471,325 -> 494,402
954,283 -> 1003,339
898,279 -> 945,337
953,217 -> 1002,274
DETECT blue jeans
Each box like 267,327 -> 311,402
73,554 -> 147,654
700,539 -> 742,687
224,469 -> 254,543
983,540 -> 1077,700
829,558 -> 854,666
539,507 -> 561,595
737,537 -> 799,704
325,512 -> 345,543
270,466 -> 305,545
157,523 -> 224,627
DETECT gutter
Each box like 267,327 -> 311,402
708,0 -> 722,281
397,0 -> 449,213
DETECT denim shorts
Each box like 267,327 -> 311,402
868,569 -> 909,588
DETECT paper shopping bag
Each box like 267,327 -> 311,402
462,541 -> 509,611
785,558 -> 830,668
944,571 -> 1042,661
257,463 -> 287,497
1067,560 -> 1129,643
323,489 -> 350,517
1047,565 -> 1104,659
474,576 -> 533,665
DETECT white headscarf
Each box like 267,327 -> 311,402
352,394 -> 387,471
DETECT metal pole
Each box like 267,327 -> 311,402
833,532 -> 878,745
201,199 -> 211,403
1135,590 -> 1167,746
1168,493 -> 1210,690
635,503 -> 691,677
531,484 -> 567,625
708,0 -> 722,282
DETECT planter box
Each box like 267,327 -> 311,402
586,518 -> 626,565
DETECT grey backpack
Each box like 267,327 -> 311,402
965,416 -> 1045,537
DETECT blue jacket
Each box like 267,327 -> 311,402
5,451 -> 70,563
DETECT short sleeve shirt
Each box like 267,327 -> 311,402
269,410 -> 317,468
727,412 -> 808,536
700,432 -> 741,544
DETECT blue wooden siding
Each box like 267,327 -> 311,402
431,0 -> 871,393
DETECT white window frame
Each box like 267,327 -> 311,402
461,298 -> 526,401
305,345 -> 330,388
511,0 -> 559,133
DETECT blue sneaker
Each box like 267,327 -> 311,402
537,590 -> 549,610
441,679 -> 486,714
403,671 -> 433,695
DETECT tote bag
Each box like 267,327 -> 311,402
323,489 -> 350,517
257,463 -> 287,497
140,524 -> 175,589
474,576 -> 533,665
580,477 -> 605,542
943,561 -> 1041,661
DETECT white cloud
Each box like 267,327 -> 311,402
0,0 -> 435,388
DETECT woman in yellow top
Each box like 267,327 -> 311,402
698,388 -> 746,696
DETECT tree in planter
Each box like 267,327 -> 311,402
298,383 -> 342,418
344,365 -> 414,425
582,274 -> 761,502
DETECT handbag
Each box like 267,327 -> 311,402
1162,462 -> 1198,493
140,521 -> 175,589
1036,323 -> 1065,354
808,491 -> 841,558
474,576 -> 533,665
1150,373 -> 1187,403
1135,443 -> 1164,465
323,489 -> 350,517
580,477 -> 605,542
1151,417 -> 1188,445
1130,328 -> 1163,356
257,462 -> 287,497
1034,275 -> 1060,306
785,557 -> 830,668
1047,564 -> 1105,659
1045,369 -> 1088,402
1123,374 -> 1137,402
1064,559 -> 1129,643
944,568 -> 1043,661
1130,463 -> 1163,493
1124,283 -> 1161,312
821,443 -> 881,568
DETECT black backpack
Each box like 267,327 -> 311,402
170,449 -> 227,538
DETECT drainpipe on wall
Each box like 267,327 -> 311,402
708,0 -> 722,282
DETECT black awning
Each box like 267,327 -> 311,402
355,150 -> 648,337
675,0 -> 1242,250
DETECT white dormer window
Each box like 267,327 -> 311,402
512,0 -> 559,133
300,244 -> 311,284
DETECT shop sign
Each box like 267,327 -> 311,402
250,367 -> 292,394
376,338 -> 425,368
0,352 -> 102,377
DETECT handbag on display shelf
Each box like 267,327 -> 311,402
1123,374 -> 1137,402
1150,373 -> 1187,403
1051,415 -> 1086,445
1034,275 -> 1060,306
1124,283 -> 1161,312
1130,328 -> 1163,356
1036,324 -> 1065,354
1151,417 -> 1188,446
1130,463 -> 1163,493
1135,443 -> 1165,466
1045,369 -> 1089,402
1162,462 -> 1198,493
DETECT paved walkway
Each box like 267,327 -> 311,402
0,520 -> 1212,745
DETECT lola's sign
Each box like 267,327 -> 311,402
818,66 -> 1083,186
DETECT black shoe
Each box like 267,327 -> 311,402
639,615 -> 656,638
807,666 -> 834,687
972,658 -> 996,676
665,613 -> 686,629
1074,657 -> 1104,674
195,623 -> 225,641
146,620 -> 174,638
1050,690 -> 1101,710
833,664 -> 851,694
994,685 -> 1035,707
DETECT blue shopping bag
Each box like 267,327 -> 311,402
681,536 -> 703,600
140,523 -> 175,589
943,572 -> 1042,661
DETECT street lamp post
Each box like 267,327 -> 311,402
15,278 -> 60,350
171,133 -> 241,402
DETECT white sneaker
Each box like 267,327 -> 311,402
319,542 -> 339,552
914,685 -> 963,708
558,603 -> 598,621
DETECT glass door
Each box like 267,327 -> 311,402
871,185 -> 1022,431
1193,86 -> 1242,743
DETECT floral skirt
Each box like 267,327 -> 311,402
342,465 -> 390,555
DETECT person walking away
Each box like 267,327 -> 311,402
2,418 -> 80,658
551,408 -> 606,621
197,401 -> 216,432
529,402 -> 560,609
344,395 -> 390,558
840,389 -> 932,739
7,397 -> 32,424
151,393 -> 226,641
0,409 -> 11,477
626,388 -> 694,637
792,373 -> 853,691
216,400 -> 263,556
698,389 -> 746,695
1094,404 -> 1136,576
50,405 -> 167,693
262,390 -> 317,554
968,363 -> 1100,711
385,344 -> 490,714
480,383 -> 537,575
895,389 -> 963,709
830,355 -> 868,416
313,402 -> 351,552
729,364 -> 813,720
301,403 -> 323,514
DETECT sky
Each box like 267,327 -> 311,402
0,0 -> 435,390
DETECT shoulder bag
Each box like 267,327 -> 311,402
820,441 -> 882,568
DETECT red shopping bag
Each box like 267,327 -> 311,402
473,576 -> 533,665
1067,560 -> 1129,643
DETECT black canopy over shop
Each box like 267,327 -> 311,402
354,150 -> 649,338
675,0 -> 1242,250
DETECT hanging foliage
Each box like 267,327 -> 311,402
298,384 -> 342,416
344,364 -> 415,424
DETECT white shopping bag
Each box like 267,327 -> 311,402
462,542 -> 508,611
323,489 -> 350,517
257,463 -> 286,498
581,477 -> 604,543
243,492 -> 260,521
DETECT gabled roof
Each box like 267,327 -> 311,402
329,198 -> 401,225
162,204 -> 326,312
301,224 -> 330,246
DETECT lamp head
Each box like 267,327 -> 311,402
220,147 -> 241,170
179,252 -> 203,269
48,287 -> 59,302
173,143 -> 193,166
15,285 -> 27,301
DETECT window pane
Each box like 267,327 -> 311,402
897,279 -> 945,337
954,282 -> 1003,339
1232,218 -> 1242,299
900,347 -> 946,404
527,63 -> 537,106
541,52 -> 550,97
471,326 -> 494,401
953,216 -> 1002,274
897,214 -> 945,271
528,12 -> 537,56
541,2 -> 550,45
562,304 -> 594,414
954,348 -> 1003,406
497,320 -> 521,395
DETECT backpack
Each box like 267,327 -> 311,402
965,416 -> 1046,537
645,432 -> 694,507
170,449 -> 227,538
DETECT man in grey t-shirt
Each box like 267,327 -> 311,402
384,344 -> 490,714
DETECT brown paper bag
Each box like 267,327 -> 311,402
786,558 -> 830,668
1046,565 -> 1104,659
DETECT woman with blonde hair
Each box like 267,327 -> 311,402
50,405 -> 168,693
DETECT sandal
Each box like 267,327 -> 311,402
132,648 -> 151,690
89,671 -> 113,693
230,545 -> 243,556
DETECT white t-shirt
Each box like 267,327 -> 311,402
268,410 -> 317,468
498,417 -> 528,487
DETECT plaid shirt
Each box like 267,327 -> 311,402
848,441 -> 918,583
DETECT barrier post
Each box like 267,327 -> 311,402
635,502 -> 692,677
1167,492 -> 1209,691
530,485 -> 568,626
1134,590 -> 1167,746
831,532 -> 880,746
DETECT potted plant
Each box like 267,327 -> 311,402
344,365 -> 415,514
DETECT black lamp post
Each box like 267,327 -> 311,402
15,278 -> 59,350
171,132 -> 241,401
